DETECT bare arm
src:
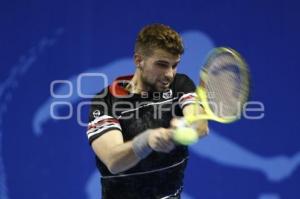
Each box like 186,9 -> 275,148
182,104 -> 209,138
91,130 -> 139,174
91,128 -> 175,174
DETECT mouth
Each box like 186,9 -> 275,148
159,80 -> 170,88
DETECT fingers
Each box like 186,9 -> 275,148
148,128 -> 175,153
172,117 -> 210,139
157,129 -> 175,152
170,117 -> 186,129
191,120 -> 209,138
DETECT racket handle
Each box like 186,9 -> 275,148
171,118 -> 198,145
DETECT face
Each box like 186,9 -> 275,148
137,49 -> 181,92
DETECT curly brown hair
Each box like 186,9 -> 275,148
134,24 -> 184,56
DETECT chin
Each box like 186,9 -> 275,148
157,86 -> 169,92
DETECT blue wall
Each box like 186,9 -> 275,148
1,1 -> 299,199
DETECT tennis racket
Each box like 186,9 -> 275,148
173,47 -> 250,145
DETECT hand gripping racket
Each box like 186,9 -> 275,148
173,47 -> 250,145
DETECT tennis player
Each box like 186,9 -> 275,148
87,24 -> 209,199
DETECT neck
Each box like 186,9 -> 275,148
126,70 -> 146,94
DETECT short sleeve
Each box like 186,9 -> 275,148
86,90 -> 122,144
174,74 -> 198,110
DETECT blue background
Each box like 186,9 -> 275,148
1,0 -> 299,199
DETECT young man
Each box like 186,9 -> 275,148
87,24 -> 208,199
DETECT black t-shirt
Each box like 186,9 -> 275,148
87,73 -> 197,199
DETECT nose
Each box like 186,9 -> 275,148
164,66 -> 174,81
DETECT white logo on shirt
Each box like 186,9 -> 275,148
93,110 -> 102,118
162,89 -> 173,99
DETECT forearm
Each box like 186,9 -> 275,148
183,104 -> 209,137
94,130 -> 152,174
106,141 -> 141,174
92,128 -> 173,174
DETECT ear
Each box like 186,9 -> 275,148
134,53 -> 144,68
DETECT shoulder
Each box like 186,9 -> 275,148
174,73 -> 192,81
172,73 -> 196,92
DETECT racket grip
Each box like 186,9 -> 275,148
171,118 -> 198,145
175,117 -> 188,128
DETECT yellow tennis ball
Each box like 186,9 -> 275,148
173,127 -> 198,145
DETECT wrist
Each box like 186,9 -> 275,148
132,130 -> 152,159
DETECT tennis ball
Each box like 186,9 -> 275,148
173,127 -> 198,145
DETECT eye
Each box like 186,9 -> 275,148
172,63 -> 178,69
155,62 -> 169,68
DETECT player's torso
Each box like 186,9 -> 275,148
97,74 -> 195,198
101,89 -> 188,199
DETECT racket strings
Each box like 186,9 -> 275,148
207,72 -> 239,117
205,54 -> 245,118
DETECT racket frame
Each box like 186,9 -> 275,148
185,47 -> 249,124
